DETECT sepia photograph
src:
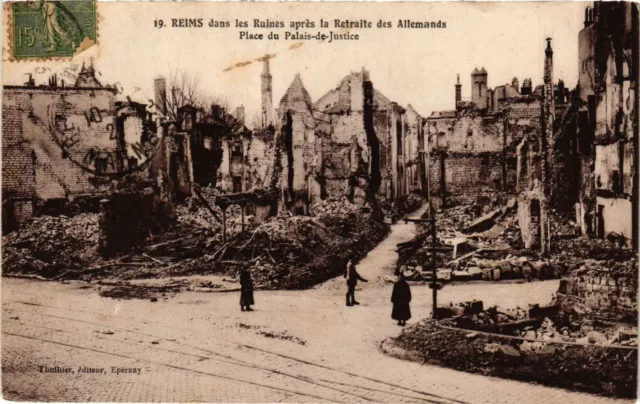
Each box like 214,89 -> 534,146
1,1 -> 638,402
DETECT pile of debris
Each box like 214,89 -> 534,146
219,197 -> 389,289
2,213 -> 100,277
380,192 -> 425,222
394,195 -> 627,285
438,301 -> 638,348
386,301 -> 638,398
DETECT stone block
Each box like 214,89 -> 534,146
452,270 -> 471,281
492,268 -> 501,281
437,269 -> 452,281
587,331 -> 607,344
467,266 -> 483,279
481,268 -> 492,281
497,345 -> 522,364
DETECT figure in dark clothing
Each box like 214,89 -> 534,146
344,258 -> 367,306
391,273 -> 412,326
239,268 -> 254,312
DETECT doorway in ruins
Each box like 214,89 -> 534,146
530,199 -> 541,248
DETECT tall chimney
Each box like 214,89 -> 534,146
455,74 -> 462,110
261,58 -> 273,128
154,77 -> 167,116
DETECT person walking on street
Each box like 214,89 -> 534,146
239,267 -> 255,312
345,257 -> 367,306
391,272 -> 412,326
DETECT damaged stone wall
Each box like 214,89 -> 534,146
264,66 -> 425,213
405,105 -> 426,193
427,153 -> 505,207
271,68 -> 417,212
276,74 -> 319,212
557,260 -> 638,321
313,70 -> 375,204
425,110 -> 509,205
578,2 -> 638,248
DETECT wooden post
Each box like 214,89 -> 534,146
431,216 -> 438,319
241,204 -> 245,233
222,208 -> 227,243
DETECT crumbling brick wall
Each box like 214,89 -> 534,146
428,152 -> 506,205
2,87 -> 118,201
2,103 -> 36,199
425,112 -> 513,204
558,261 -> 638,321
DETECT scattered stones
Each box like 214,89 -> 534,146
587,330 -> 608,344
484,343 -> 501,353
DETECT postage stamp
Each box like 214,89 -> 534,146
12,0 -> 96,59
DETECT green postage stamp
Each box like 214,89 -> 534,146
12,0 -> 96,59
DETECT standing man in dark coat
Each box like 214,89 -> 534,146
391,273 -> 412,326
239,268 -> 254,312
345,257 -> 367,306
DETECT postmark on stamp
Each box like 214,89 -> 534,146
12,0 -> 96,60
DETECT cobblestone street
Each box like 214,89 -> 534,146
2,216 -> 631,403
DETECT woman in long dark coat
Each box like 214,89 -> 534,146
391,273 -> 411,326
239,268 -> 254,312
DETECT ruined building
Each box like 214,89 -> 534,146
151,61 -> 425,215
427,50 -> 576,251
427,68 -> 545,207
575,2 -> 638,249
2,64 -> 161,231
273,67 -> 425,213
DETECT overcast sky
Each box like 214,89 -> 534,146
3,1 -> 587,123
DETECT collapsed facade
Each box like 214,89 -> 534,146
1,64 -> 199,255
427,70 -> 543,208
2,63 -> 166,232
274,67 -> 426,213
426,49 -> 579,251
575,2 -> 638,249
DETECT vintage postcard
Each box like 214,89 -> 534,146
1,1 -> 638,402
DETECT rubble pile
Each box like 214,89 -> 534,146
221,197 -> 389,289
388,302 -> 638,399
2,213 -> 100,277
379,192 -> 425,222
176,187 -> 229,237
438,302 -> 638,347
395,195 -> 626,285
2,187 -> 388,288
554,237 -> 636,261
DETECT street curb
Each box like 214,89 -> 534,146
379,337 -> 424,363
